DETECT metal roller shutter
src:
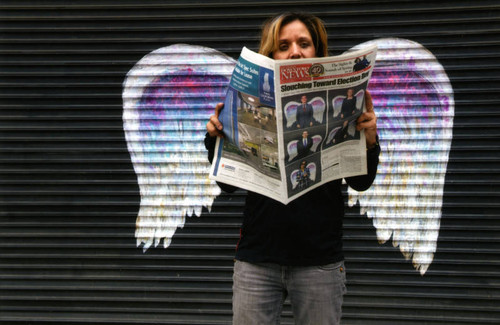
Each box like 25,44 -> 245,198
1,1 -> 499,324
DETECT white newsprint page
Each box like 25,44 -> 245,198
209,45 -> 377,204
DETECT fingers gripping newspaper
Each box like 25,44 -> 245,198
209,45 -> 377,204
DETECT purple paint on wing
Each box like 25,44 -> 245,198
138,69 -> 229,129
369,68 -> 442,132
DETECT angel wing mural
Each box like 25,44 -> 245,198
122,44 -> 236,250
325,126 -> 342,146
122,38 -> 454,275
348,38 -> 454,275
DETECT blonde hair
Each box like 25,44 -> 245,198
259,12 -> 329,58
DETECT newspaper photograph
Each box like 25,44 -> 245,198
209,45 -> 377,204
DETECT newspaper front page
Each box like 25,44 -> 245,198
209,45 -> 377,204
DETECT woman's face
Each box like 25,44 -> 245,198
273,19 -> 316,60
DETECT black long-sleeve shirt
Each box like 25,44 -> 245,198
205,134 -> 380,266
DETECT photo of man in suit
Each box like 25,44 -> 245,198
297,130 -> 313,159
296,95 -> 314,128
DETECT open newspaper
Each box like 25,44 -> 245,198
209,45 -> 377,204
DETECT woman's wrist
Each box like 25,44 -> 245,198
366,135 -> 380,150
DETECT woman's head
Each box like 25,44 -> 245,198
259,12 -> 328,59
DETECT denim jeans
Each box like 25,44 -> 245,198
232,260 -> 347,325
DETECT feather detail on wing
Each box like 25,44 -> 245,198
332,96 -> 344,118
122,44 -> 236,250
311,135 -> 322,152
310,97 -> 326,123
326,126 -> 342,145
283,102 -> 299,128
287,140 -> 298,162
354,90 -> 365,111
347,38 -> 454,275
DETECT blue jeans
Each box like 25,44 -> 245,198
232,260 -> 347,325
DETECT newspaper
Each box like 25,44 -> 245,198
209,45 -> 377,204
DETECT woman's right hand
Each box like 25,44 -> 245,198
206,102 -> 225,137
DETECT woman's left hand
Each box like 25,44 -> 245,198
356,89 -> 378,149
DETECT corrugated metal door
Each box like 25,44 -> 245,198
1,1 -> 499,324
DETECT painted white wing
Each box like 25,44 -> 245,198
332,96 -> 344,118
283,102 -> 299,128
326,126 -> 342,146
354,89 -> 364,111
287,140 -> 298,162
347,119 -> 357,137
122,44 -> 236,250
308,163 -> 317,182
311,135 -> 322,152
348,38 -> 455,275
310,97 -> 326,124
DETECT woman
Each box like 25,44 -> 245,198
206,12 -> 379,325
296,160 -> 312,190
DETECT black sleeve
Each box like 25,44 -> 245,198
345,135 -> 380,192
204,133 -> 238,193
204,133 -> 217,164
